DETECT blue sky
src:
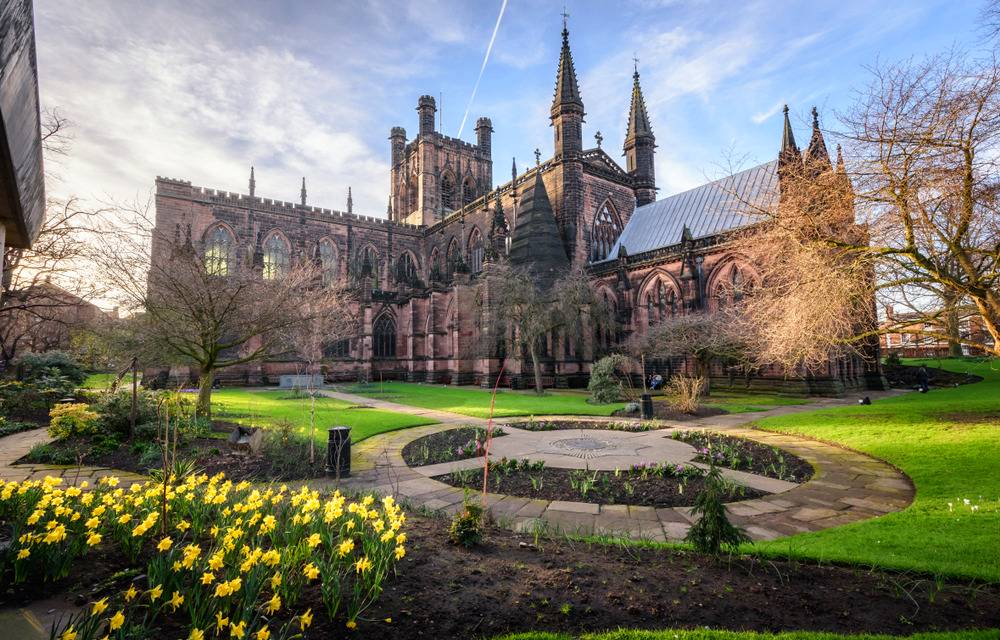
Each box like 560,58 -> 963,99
35,0 -> 985,216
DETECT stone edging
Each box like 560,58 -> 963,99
340,422 -> 914,542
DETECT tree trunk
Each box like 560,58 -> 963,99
309,392 -> 316,465
197,368 -> 214,420
696,358 -> 711,397
529,342 -> 544,396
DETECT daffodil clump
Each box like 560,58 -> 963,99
0,473 -> 407,638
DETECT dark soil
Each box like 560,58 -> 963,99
614,402 -> 727,421
513,418 -> 661,432
401,426 -> 505,467
435,465 -> 766,507
671,431 -> 814,483
16,421 -> 327,482
6,514 -> 999,638
883,363 -> 982,388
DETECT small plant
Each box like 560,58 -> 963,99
684,464 -> 752,554
665,375 -> 705,414
449,501 -> 485,548
47,403 -> 100,439
587,354 -> 637,404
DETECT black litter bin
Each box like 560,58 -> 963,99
640,393 -> 654,420
325,426 -> 351,477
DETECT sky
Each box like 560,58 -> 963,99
35,0 -> 987,218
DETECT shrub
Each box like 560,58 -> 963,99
665,375 -> 705,414
0,417 -> 37,438
92,389 -> 160,439
24,442 -> 75,465
588,354 -> 636,404
449,500 -> 485,548
685,464 -> 751,554
15,351 -> 87,385
47,403 -> 100,439
0,376 -> 77,420
884,350 -> 902,366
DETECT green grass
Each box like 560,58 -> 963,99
491,631 -> 999,640
750,357 -> 1000,582
210,388 -> 437,443
82,372 -> 140,389
702,391 -> 809,414
342,381 -> 624,418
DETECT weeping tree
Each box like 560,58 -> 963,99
475,261 -> 613,395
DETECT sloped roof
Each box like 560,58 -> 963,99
606,160 -> 777,260
509,169 -> 569,288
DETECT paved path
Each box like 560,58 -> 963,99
0,427 -> 145,486
333,388 -> 914,543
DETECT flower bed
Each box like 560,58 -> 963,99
512,418 -> 659,432
671,430 -> 813,483
0,473 -> 407,637
435,458 -> 765,507
401,426 -> 505,467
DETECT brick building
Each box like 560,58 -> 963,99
149,25 -> 884,395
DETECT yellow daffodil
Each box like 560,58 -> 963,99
215,612 -> 229,631
124,585 -> 137,602
60,626 -> 77,640
264,593 -> 281,614
299,609 -> 313,631
201,571 -> 215,585
269,572 -> 281,590
16,548 -> 29,560
395,545 -> 406,560
168,590 -> 184,611
306,532 -> 321,548
86,532 -> 102,546
346,620 -> 357,630
91,597 -> 109,616
190,629 -> 205,640
149,584 -> 163,601
254,627 -> 270,640
157,537 -> 173,552
109,610 -> 125,631
229,620 -> 246,639
354,556 -> 372,574
303,562 -> 319,580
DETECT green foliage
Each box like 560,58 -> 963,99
684,465 -> 751,555
14,351 -> 88,385
0,416 -> 37,438
449,501 -> 485,548
47,403 -> 100,439
24,442 -> 75,465
0,376 -> 77,420
587,354 -> 635,404
884,350 -> 902,366
91,388 -> 160,438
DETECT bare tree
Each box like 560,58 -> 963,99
289,292 -> 359,464
633,311 -> 750,396
475,261 -> 613,395
95,203 -> 355,418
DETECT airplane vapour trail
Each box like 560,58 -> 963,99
457,0 -> 508,138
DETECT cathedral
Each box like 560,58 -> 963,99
149,24 -> 884,395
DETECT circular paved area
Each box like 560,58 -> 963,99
487,427 -> 698,468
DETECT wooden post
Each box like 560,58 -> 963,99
130,356 -> 138,443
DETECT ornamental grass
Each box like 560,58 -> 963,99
0,473 -> 407,638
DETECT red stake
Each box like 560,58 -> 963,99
480,364 -> 505,504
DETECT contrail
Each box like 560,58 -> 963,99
457,0 -> 508,138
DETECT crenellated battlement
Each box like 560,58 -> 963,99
154,176 -> 423,232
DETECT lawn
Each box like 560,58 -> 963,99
81,371 -> 140,389
342,381 -> 625,418
702,391 -> 809,413
751,357 -> 1000,581
494,631 -> 997,640
210,388 -> 438,443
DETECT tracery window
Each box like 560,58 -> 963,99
262,233 -> 290,280
468,229 -> 485,274
360,246 -> 379,289
204,226 -> 234,276
590,203 -> 622,262
396,252 -> 417,284
646,280 -> 678,326
462,178 -> 476,207
441,174 -> 456,212
319,240 -> 338,286
373,314 -> 397,359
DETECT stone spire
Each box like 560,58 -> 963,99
835,143 -> 846,173
804,106 -> 831,173
511,157 -> 517,183
624,66 -> 656,206
625,69 -> 653,142
300,177 -> 307,205
347,186 -> 353,214
249,165 -> 256,197
778,105 -> 800,170
550,20 -> 585,158
387,197 -> 393,217
508,168 -> 569,289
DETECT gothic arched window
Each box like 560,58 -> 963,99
429,248 -> 442,281
731,266 -> 747,302
319,240 -> 338,286
373,313 -> 396,359
590,203 -> 622,262
441,174 -> 456,212
262,233 -> 290,280
396,252 -> 417,284
468,229 -> 485,275
446,237 -> 461,273
204,226 -> 234,276
462,177 -> 476,207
